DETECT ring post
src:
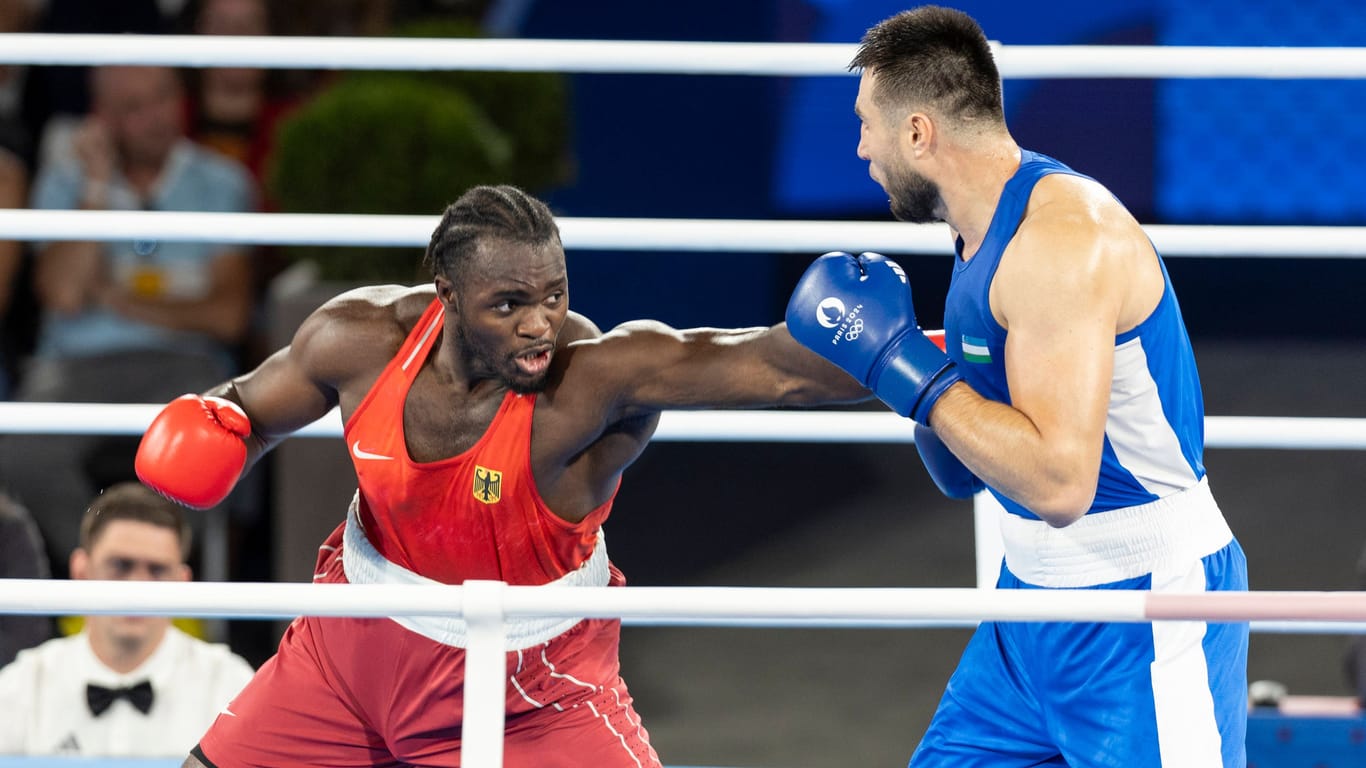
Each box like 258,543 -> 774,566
461,579 -> 508,768
973,491 -> 1006,589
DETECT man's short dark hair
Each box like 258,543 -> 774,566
80,482 -> 192,561
849,5 -> 1005,127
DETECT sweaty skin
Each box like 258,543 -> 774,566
854,68 -> 1165,526
209,239 -> 867,527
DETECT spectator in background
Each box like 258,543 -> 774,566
0,146 -> 25,400
0,492 -> 52,667
0,1 -> 38,170
273,0 -> 395,37
0,64 -> 256,575
0,482 -> 255,757
178,0 -> 308,356
179,0 -> 301,195
25,0 -> 167,174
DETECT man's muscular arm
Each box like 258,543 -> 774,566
930,195 -> 1131,526
137,287 -> 401,506
569,319 -> 870,418
220,288 -> 414,468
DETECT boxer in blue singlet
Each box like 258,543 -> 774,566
786,6 -> 1248,766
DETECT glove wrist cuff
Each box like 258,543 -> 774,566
871,333 -> 962,425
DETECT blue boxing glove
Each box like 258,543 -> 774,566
915,424 -> 984,499
786,252 -> 961,425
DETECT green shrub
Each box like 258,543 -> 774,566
266,17 -> 574,283
394,18 -> 574,191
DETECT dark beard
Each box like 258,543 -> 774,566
507,371 -> 549,395
888,170 -> 942,224
455,325 -> 550,394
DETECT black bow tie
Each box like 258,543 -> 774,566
86,680 -> 154,716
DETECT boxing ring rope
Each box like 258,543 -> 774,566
1,34 -> 1366,79
3,209 -> 1366,257
6,578 -> 1366,629
3,403 -> 1366,450
0,32 -> 1362,768
2,580 -> 1366,767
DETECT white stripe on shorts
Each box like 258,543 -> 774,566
1150,555 -> 1224,765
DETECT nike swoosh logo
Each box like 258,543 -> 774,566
351,440 -> 394,461
219,707 -> 237,718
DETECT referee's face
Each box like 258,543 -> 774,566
71,519 -> 191,654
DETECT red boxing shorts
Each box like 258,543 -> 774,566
195,526 -> 659,768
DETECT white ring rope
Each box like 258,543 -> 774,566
3,210 -> 1366,258
3,579 -> 1366,629
0,34 -> 1365,79
3,404 -> 1365,450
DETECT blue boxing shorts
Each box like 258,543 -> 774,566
910,479 -> 1249,768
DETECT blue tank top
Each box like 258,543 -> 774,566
944,149 -> 1206,520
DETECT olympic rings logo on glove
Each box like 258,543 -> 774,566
844,319 -> 864,341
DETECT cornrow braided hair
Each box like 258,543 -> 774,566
423,185 -> 562,286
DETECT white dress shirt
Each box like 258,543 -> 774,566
0,627 -> 255,756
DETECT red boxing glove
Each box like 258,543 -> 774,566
924,329 -> 947,353
135,394 -> 252,509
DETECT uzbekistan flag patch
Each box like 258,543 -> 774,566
961,335 -> 992,364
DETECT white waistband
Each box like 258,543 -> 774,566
999,477 -> 1232,588
341,492 -> 611,650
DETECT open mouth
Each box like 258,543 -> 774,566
514,346 -> 553,376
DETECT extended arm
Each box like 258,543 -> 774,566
569,319 -> 870,418
786,252 -> 960,424
787,200 -> 1134,526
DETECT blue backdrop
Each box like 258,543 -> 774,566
518,0 -> 1366,338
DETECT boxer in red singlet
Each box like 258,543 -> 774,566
134,185 -> 870,767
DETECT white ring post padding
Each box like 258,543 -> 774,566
1,35 -> 1366,79
3,209 -> 1366,257
460,580 -> 507,768
972,490 -> 1007,592
4,403 -> 1366,449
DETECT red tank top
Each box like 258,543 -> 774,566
342,298 -> 614,585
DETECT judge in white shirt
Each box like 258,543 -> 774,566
0,481 -> 255,756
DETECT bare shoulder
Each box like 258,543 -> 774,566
1027,174 -> 1142,240
556,318 -> 768,396
563,319 -> 677,362
292,284 -> 436,385
561,310 -> 604,345
549,319 -> 678,399
997,173 -> 1155,328
600,318 -> 671,336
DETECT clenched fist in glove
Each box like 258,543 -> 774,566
785,251 -> 961,425
136,394 -> 252,509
